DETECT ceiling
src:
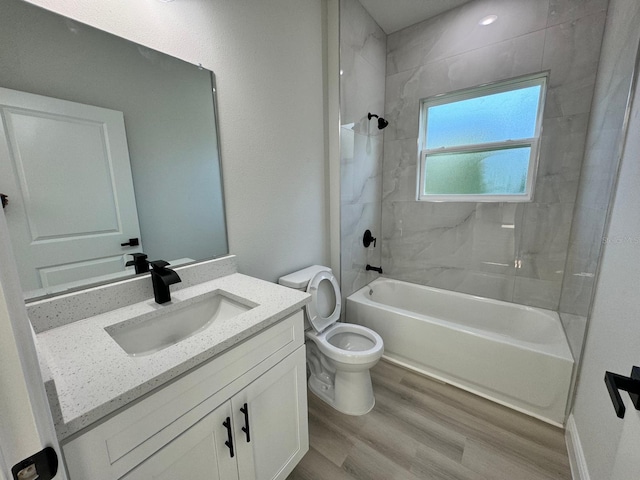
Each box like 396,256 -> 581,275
358,0 -> 473,34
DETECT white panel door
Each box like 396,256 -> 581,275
120,402 -> 239,480
0,87 -> 141,293
233,347 -> 308,480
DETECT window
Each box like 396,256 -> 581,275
418,74 -> 547,202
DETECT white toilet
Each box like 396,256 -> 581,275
279,265 -> 384,415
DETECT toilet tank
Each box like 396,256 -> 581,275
278,265 -> 332,290
279,265 -> 335,331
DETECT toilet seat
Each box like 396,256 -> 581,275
306,270 -> 341,333
306,323 -> 383,365
305,269 -> 383,365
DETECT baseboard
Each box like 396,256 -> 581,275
565,414 -> 591,480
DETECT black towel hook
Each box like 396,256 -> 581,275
604,366 -> 640,418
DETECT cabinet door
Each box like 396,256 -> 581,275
120,401 -> 239,480
233,346 -> 308,480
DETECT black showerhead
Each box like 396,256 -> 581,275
368,112 -> 389,130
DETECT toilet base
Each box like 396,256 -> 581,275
308,369 -> 375,416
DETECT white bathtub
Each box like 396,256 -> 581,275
346,278 -> 574,426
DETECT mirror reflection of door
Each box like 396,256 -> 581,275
0,87 -> 142,295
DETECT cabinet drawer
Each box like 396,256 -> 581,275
63,310 -> 303,480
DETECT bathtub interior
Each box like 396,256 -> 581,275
362,278 -> 573,358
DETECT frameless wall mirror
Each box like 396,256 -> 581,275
0,0 -> 228,300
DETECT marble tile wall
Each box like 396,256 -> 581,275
339,0 -> 386,304
381,0 -> 608,310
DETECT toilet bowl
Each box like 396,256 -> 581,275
279,265 -> 384,415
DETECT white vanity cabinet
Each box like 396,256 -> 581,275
120,401 -> 237,480
62,311 -> 308,480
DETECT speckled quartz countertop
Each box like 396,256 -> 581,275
35,273 -> 310,439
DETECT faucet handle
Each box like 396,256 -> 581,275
126,253 -> 148,265
149,260 -> 171,270
363,229 -> 377,248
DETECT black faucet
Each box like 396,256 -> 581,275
149,260 -> 181,304
366,264 -> 383,274
126,253 -> 150,274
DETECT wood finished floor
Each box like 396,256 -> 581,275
287,360 -> 572,480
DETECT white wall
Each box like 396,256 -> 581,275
570,1 -> 640,477
24,0 -> 329,282
324,0 -> 342,283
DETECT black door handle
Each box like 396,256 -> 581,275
240,403 -> 250,442
121,238 -> 140,247
223,417 -> 234,457
604,366 -> 640,418
11,447 -> 58,480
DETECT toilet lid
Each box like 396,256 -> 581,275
306,270 -> 341,333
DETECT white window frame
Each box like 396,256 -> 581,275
417,73 -> 547,202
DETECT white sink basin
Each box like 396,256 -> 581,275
106,292 -> 253,356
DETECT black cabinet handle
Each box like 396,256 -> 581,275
604,367 -> 640,418
240,403 -> 250,442
223,417 -> 234,457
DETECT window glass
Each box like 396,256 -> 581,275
423,147 -> 531,195
419,75 -> 546,202
426,85 -> 541,149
